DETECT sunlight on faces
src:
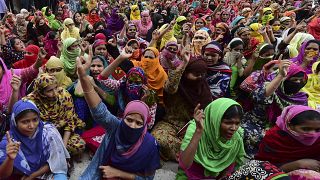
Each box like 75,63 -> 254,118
124,113 -> 144,129
16,111 -> 39,137
90,58 -> 104,79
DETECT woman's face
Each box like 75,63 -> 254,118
16,111 -> 39,137
220,117 -> 240,140
166,45 -> 178,53
43,84 -> 58,101
186,71 -> 206,81
69,41 -> 80,51
46,66 -> 63,76
221,12 -> 230,22
96,25 -> 104,31
90,58 -> 104,79
75,13 -> 82,23
58,7 -> 63,14
124,113 -> 144,128
127,26 -> 137,37
161,10 -> 167,16
143,50 -> 155,59
38,19 -> 45,26
215,27 -> 224,35
260,49 -> 275,58
304,42 -> 319,59
94,44 -> 107,56
195,19 -> 205,31
215,12 -> 221,19
289,119 -> 320,134
232,44 -> 244,53
91,10 -> 97,16
203,50 -> 221,66
14,39 -> 25,52
240,30 -> 251,43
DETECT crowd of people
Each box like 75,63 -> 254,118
0,0 -> 320,179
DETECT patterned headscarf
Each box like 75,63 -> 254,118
192,30 -> 212,57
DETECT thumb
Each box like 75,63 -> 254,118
11,68 -> 14,75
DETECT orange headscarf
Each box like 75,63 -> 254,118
132,47 -> 168,104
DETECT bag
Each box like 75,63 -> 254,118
81,126 -> 106,153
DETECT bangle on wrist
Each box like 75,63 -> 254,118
83,87 -> 94,94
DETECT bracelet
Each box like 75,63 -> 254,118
83,88 -> 94,94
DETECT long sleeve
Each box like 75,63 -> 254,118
98,78 -> 122,91
164,68 -> 184,94
90,101 -> 120,132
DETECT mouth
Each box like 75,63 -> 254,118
225,132 -> 235,139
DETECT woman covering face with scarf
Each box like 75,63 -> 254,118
261,8 -> 274,25
160,41 -> 181,72
77,60 -> 160,179
302,61 -> 320,109
240,61 -> 308,158
60,37 -> 81,79
61,18 -> 80,41
12,44 -> 46,69
45,56 -> 72,89
191,30 -> 212,57
256,105 -> 320,179
130,5 -> 141,20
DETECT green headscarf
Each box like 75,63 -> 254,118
173,16 -> 187,38
60,38 -> 81,77
180,98 -> 246,177
41,7 -> 62,31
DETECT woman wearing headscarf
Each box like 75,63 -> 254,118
260,7 -> 274,25
0,100 -> 70,179
12,44 -> 47,69
249,23 -> 264,43
42,7 -> 62,31
251,43 -> 275,71
60,37 -> 81,79
146,13 -> 165,42
61,4 -> 72,21
240,61 -> 308,158
176,98 -> 246,179
193,17 -> 207,32
191,30 -> 212,57
45,56 -> 72,89
25,74 -> 86,155
0,58 -> 39,110
73,12 -> 93,38
157,23 -> 177,50
132,47 -> 168,105
86,9 -> 101,26
152,55 -> 212,161
308,16 -> 320,40
160,41 -> 182,72
43,31 -> 59,58
203,41 -> 232,99
132,10 -> 153,40
224,38 -> 247,98
291,40 -> 320,74
26,11 -> 51,45
106,8 -> 125,34
77,60 -> 160,180
302,61 -> 320,109
213,22 -> 232,47
15,14 -> 28,42
86,0 -> 97,12
61,18 -> 80,41
130,5 -> 141,21
287,32 -> 314,58
236,26 -> 260,59
256,105 -> 320,179
173,16 -> 187,40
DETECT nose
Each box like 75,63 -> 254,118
93,66 -> 99,71
29,122 -> 36,129
230,124 -> 237,131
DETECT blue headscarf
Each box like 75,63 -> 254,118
231,16 -> 245,28
0,100 -> 49,176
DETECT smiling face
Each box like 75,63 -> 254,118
16,111 -> 39,137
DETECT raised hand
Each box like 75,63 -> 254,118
119,46 -> 133,59
151,29 -> 161,40
258,25 -> 267,35
278,56 -> 291,77
6,131 -> 20,160
10,71 -> 21,92
193,104 -> 204,132
76,57 -> 87,78
38,47 -> 47,60
108,35 -> 117,47
181,44 -> 191,64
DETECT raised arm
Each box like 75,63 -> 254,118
265,59 -> 289,97
7,73 -> 21,114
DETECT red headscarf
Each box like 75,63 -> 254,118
256,105 -> 320,165
12,45 -> 47,69
308,17 -> 320,40
87,9 -> 101,25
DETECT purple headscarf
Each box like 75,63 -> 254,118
107,8 -> 125,33
291,40 -> 320,74
160,41 -> 182,71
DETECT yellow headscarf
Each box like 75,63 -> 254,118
249,23 -> 264,43
287,33 -> 315,58
159,24 -> 177,50
191,30 -> 211,57
45,56 -> 72,89
132,47 -> 168,104
86,0 -> 97,12
302,61 -> 320,110
61,18 -> 80,41
130,5 -> 141,20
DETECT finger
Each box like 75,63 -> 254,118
6,131 -> 12,143
99,166 -> 105,169
194,103 -> 201,113
278,54 -> 283,60
11,68 -> 14,75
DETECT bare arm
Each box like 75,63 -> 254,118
7,74 -> 21,113
265,59 -> 289,97
27,164 -> 50,179
0,157 -> 14,178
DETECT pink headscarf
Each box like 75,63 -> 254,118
0,58 -> 26,109
121,100 -> 150,157
276,105 -> 320,146
136,11 -> 153,38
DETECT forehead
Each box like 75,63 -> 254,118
126,113 -> 144,122
92,58 -> 104,64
